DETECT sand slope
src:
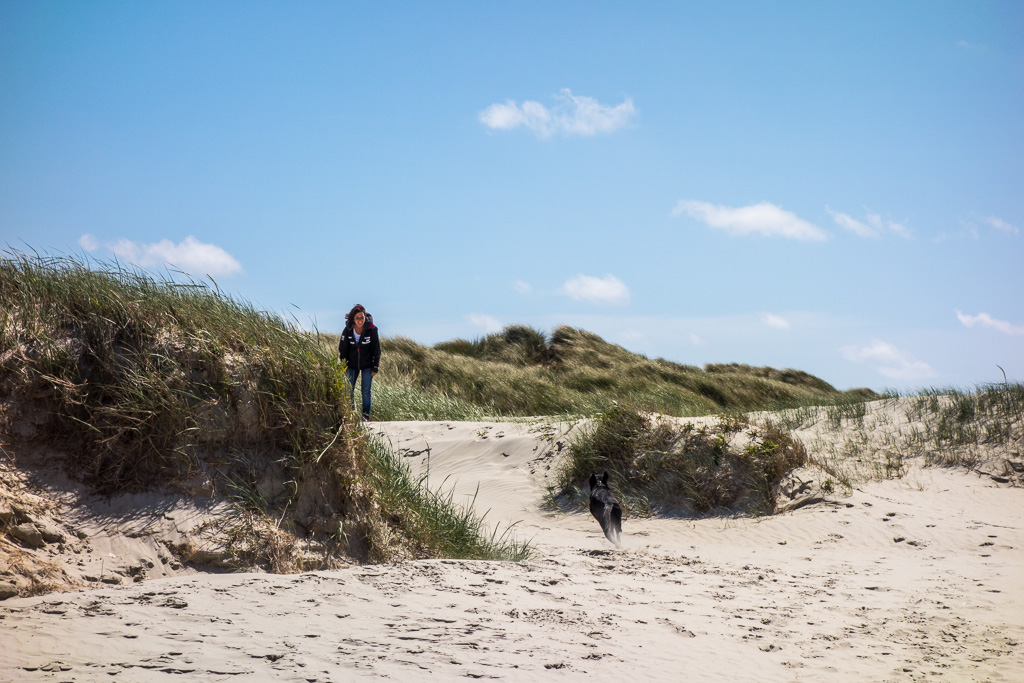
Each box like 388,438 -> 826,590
2,417 -> 1022,681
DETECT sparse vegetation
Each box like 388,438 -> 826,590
781,382 -> 1024,490
363,434 -> 530,560
548,405 -> 807,516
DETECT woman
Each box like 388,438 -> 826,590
338,304 -> 380,421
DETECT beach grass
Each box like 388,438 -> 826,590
320,325 -> 877,421
0,252 -> 529,566
781,381 -> 1024,491
546,404 -> 808,517
363,433 -> 531,561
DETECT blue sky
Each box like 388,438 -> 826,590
2,1 -> 1022,391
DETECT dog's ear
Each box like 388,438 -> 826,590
589,473 -> 598,490
601,471 -> 610,485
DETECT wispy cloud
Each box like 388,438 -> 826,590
826,207 -> 879,238
886,220 -> 912,239
760,313 -> 790,330
955,310 -> 1024,336
513,280 -> 533,295
841,340 -> 936,381
866,213 -> 912,239
467,313 -> 503,334
78,234 -> 100,251
79,234 -> 243,277
827,207 -> 911,239
985,216 -> 1020,235
673,200 -> 827,241
955,214 -> 1021,240
479,88 -> 635,139
955,39 -> 992,52
560,274 -> 631,305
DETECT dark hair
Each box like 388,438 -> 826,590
345,304 -> 366,328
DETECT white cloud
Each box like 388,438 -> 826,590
78,233 -> 100,251
841,340 -> 936,381
760,313 -> 790,330
688,332 -> 706,346
673,200 -> 827,241
957,214 -> 1020,240
479,88 -> 635,139
479,100 -> 548,132
560,274 -> 631,305
956,310 -> 1024,336
985,216 -> 1020,235
826,207 -> 879,238
887,220 -> 912,239
513,280 -> 533,294
467,313 -> 503,334
80,234 -> 243,277
827,208 -> 911,239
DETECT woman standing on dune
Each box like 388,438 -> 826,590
338,304 -> 380,421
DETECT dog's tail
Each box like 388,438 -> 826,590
603,504 -> 622,547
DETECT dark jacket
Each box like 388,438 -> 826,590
339,323 -> 381,372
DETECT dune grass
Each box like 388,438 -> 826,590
548,382 -> 1023,518
0,252 -> 529,567
772,381 -> 1024,492
547,405 -> 808,517
1,252 -> 347,493
320,324 -> 876,421
363,433 -> 531,561
908,383 -> 1024,457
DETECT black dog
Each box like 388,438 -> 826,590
588,471 -> 622,547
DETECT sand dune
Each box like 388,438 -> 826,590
3,413 -> 1023,681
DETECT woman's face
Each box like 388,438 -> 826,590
353,312 -> 366,327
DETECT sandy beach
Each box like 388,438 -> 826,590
2,412 -> 1023,681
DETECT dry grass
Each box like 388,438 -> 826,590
0,252 -> 530,578
548,405 -> 807,517
770,382 -> 1024,492
319,325 -> 877,421
0,541 -> 68,596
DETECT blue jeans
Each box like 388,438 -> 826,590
346,367 -> 374,420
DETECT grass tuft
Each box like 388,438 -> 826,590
547,404 -> 807,517
363,434 -> 531,561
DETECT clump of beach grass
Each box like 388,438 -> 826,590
0,251 -> 529,573
547,404 -> 807,517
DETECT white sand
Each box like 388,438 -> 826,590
2,416 -> 1022,681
